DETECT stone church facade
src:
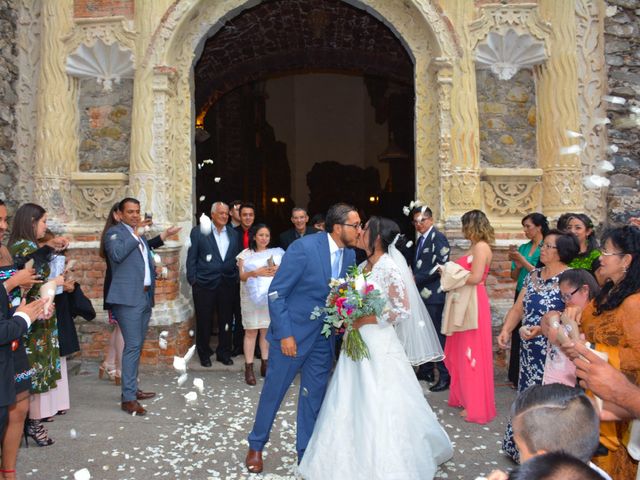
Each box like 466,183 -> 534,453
0,0 -> 638,364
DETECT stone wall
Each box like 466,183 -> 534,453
604,0 -> 640,224
477,69 -> 537,168
0,0 -> 18,211
78,78 -> 132,172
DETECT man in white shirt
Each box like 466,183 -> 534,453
187,202 -> 241,367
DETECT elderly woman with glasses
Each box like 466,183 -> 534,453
498,229 -> 579,462
562,225 -> 640,480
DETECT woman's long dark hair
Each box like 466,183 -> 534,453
568,213 -> 598,252
249,223 -> 270,252
594,225 -> 640,315
364,216 -> 405,256
99,202 -> 120,259
8,203 -> 46,245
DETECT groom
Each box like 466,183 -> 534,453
245,203 -> 360,473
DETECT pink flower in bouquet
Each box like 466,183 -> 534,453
335,296 -> 347,315
365,283 -> 375,294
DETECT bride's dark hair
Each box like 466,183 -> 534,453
365,216 -> 407,255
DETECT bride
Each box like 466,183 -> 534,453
298,216 -> 453,480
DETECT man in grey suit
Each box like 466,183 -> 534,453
105,197 -> 160,416
186,201 -> 241,367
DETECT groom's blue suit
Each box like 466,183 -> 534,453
248,232 -> 355,458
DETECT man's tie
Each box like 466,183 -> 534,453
332,248 -> 343,278
415,235 -> 425,264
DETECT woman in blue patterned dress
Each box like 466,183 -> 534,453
498,229 -> 580,462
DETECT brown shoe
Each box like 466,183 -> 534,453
260,359 -> 268,378
121,400 -> 147,416
245,448 -> 263,473
245,363 -> 257,386
136,390 -> 156,400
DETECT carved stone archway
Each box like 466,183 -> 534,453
131,0 -> 464,230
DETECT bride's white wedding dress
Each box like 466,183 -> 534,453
298,254 -> 453,480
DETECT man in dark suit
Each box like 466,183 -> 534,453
246,203 -> 359,473
105,197 -> 160,416
0,287 -> 44,438
231,202 -> 256,356
187,201 -> 241,367
279,207 -> 318,250
411,206 -> 451,392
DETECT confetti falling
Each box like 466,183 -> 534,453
199,213 -> 212,236
559,144 -> 582,155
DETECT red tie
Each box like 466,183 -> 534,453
243,229 -> 249,249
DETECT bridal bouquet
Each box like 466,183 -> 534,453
310,265 -> 386,361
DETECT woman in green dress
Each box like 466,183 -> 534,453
507,212 -> 548,387
8,203 -> 68,446
566,213 -> 601,274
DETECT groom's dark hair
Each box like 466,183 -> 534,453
325,203 -> 356,233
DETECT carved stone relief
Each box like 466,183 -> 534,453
575,0 -> 608,223
14,0 -> 41,206
69,172 -> 128,226
481,168 -> 543,225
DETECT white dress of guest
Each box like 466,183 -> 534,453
237,247 -> 284,329
298,253 -> 453,480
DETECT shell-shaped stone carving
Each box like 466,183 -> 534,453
66,39 -> 134,92
475,29 -> 547,81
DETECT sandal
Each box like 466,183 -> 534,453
24,419 -> 54,447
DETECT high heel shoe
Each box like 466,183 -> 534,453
24,419 -> 54,447
114,371 -> 121,386
99,363 -> 118,383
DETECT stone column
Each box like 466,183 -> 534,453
33,0 -> 76,222
535,0 -> 584,217
438,0 -> 482,220
129,0 -> 174,225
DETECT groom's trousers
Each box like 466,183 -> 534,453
248,336 -> 333,459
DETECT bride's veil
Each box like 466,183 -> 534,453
389,235 -> 445,366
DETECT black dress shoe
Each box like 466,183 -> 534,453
217,355 -> 233,366
231,347 -> 243,357
416,368 -> 435,383
429,377 -> 450,392
200,358 -> 212,367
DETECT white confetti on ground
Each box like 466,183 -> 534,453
73,468 -> 91,480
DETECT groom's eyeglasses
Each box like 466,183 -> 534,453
340,223 -> 363,230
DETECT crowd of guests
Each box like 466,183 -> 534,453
2,194 -> 640,479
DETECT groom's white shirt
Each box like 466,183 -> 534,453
327,233 -> 343,274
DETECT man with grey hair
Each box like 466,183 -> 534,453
187,201 -> 241,367
278,207 -> 318,250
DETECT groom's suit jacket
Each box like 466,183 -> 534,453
267,232 -> 355,356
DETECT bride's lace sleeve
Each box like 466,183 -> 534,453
375,257 -> 410,326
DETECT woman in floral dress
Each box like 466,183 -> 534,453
498,229 -> 579,462
8,203 -> 68,446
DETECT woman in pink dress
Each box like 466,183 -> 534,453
444,209 -> 496,424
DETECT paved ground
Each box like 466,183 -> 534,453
16,358 -> 517,480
